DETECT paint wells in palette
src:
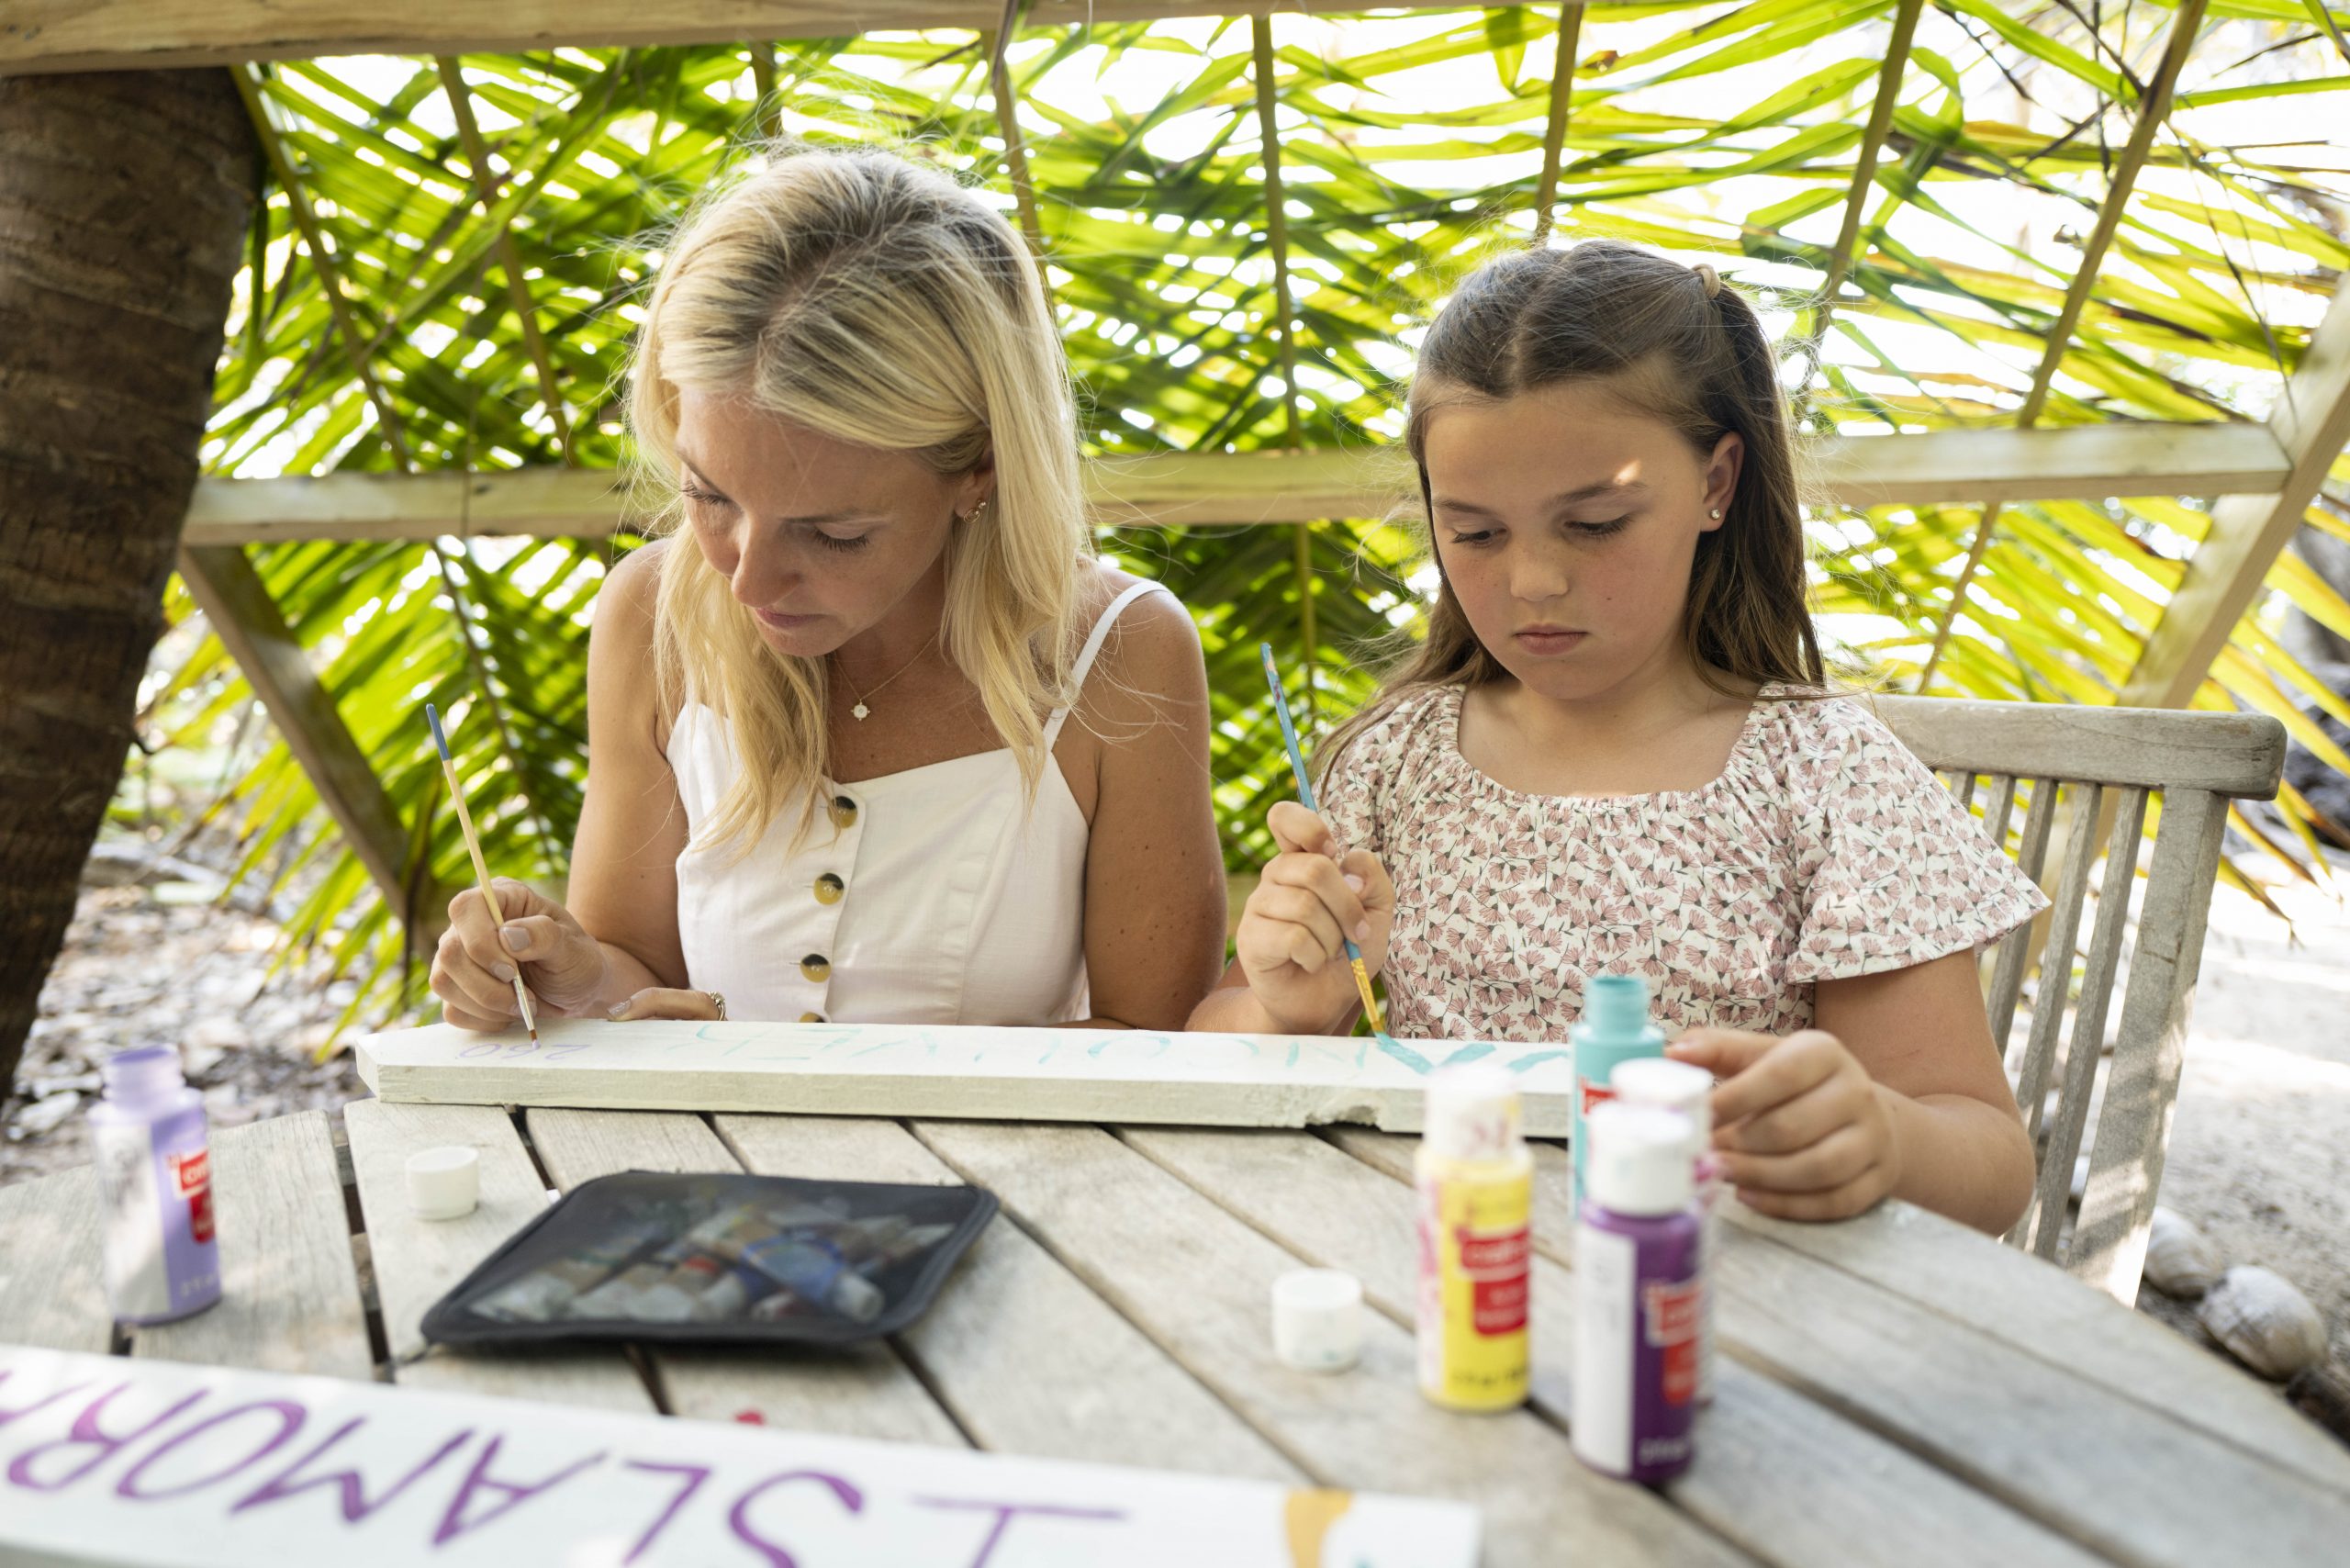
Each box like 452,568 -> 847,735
421,1170 -> 996,1346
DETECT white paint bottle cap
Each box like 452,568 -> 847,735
1422,1062 -> 1523,1161
1272,1268 -> 1362,1372
406,1145 -> 480,1220
1609,1057 -> 1714,1146
1585,1103 -> 1695,1217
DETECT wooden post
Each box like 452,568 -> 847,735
176,546 -> 426,914
2121,282 -> 2350,709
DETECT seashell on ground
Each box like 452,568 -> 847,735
2199,1266 -> 2330,1381
2143,1207 -> 2221,1299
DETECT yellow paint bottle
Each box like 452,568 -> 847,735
1416,1063 -> 1532,1412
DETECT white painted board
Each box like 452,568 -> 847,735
0,1343 -> 1478,1568
356,1020 -> 1572,1135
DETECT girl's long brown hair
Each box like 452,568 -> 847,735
1321,239 -> 1823,782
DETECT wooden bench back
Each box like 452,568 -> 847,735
1873,697 -> 2286,1302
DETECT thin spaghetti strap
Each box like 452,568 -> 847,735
1043,580 -> 1177,747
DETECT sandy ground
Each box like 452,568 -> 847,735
1,875 -> 367,1188
2138,860 -> 2350,1367
6,844 -> 2348,1406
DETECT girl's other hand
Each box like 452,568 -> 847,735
431,879 -> 610,1031
1666,1028 -> 1901,1221
1235,801 -> 1396,1036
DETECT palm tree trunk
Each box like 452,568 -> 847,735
0,71 -> 254,1095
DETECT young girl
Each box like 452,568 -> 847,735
1192,241 -> 2045,1234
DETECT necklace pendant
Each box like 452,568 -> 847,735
851,702 -> 870,721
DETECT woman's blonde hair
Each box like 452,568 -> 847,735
1322,239 -> 1824,783
629,142 -> 1090,852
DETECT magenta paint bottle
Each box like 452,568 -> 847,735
1572,1103 -> 1699,1484
88,1046 -> 222,1324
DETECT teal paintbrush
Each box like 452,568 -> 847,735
1259,644 -> 1393,1041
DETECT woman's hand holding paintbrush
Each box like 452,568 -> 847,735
436,878 -> 722,1026
433,877 -> 616,1030
427,703 -> 610,1032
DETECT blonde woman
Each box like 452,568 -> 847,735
429,145 -> 1227,1032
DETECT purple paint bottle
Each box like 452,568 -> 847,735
1572,1103 -> 1699,1484
1609,1056 -> 1720,1406
89,1046 -> 221,1324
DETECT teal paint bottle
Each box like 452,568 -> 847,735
1569,974 -> 1667,1220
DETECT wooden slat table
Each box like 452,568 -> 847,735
5,1103 -> 2346,1567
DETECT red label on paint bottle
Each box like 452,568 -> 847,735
173,1149 -> 216,1245
1643,1278 -> 1701,1406
1457,1223 -> 1530,1336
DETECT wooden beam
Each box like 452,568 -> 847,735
1808,420 -> 2287,508
1,2 -> 1346,74
1529,3 -> 1584,244
2121,283 -> 2350,708
176,545 -> 420,909
180,421 -> 2296,546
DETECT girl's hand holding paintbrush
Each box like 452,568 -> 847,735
1233,801 -> 1397,1036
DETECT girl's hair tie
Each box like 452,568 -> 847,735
1693,262 -> 1722,299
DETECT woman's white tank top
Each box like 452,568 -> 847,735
666,580 -> 1172,1025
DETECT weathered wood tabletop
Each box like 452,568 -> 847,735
5,1101 -> 2346,1566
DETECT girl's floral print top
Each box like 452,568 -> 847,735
1316,684 -> 2048,1042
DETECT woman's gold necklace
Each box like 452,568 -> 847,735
834,631 -> 938,721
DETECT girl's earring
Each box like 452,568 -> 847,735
1708,508 -> 1724,520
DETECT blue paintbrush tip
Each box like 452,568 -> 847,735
425,703 -> 452,764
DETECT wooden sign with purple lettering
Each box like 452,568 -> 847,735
0,1344 -> 1478,1566
355,1020 -> 1572,1135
